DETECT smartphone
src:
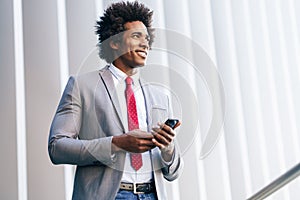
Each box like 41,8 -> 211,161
164,119 -> 179,129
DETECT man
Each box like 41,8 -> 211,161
48,1 -> 183,200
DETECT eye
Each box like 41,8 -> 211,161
132,34 -> 140,39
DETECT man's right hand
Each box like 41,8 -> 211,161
112,130 -> 155,153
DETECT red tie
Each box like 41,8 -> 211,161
125,77 -> 143,171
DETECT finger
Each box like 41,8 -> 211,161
137,146 -> 155,153
126,142 -> 155,153
152,128 -> 174,142
140,146 -> 155,151
139,131 -> 155,139
152,131 -> 172,146
173,121 -> 181,129
152,138 -> 165,149
159,121 -> 181,129
139,135 -> 155,139
158,123 -> 176,136
138,138 -> 156,147
127,130 -> 154,139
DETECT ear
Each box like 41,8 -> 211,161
110,40 -> 119,50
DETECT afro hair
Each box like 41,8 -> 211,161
95,1 -> 154,63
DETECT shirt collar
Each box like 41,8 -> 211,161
109,63 -> 140,85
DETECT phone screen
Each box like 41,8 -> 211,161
164,119 -> 179,129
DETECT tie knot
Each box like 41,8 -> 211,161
125,77 -> 133,85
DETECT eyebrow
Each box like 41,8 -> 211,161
131,31 -> 148,35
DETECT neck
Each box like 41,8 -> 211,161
112,61 -> 141,76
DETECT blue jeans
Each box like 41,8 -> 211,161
115,190 -> 158,200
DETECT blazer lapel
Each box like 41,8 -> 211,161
99,66 -> 125,132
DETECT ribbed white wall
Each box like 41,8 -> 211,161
1,1 -> 300,199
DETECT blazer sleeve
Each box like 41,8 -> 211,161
160,142 -> 184,181
48,76 -> 115,167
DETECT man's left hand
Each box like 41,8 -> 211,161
151,121 -> 181,161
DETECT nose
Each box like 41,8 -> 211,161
140,37 -> 149,49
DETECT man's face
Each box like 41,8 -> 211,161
112,21 -> 150,71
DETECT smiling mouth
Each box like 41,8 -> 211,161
135,50 -> 148,58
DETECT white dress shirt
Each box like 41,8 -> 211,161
109,64 -> 153,183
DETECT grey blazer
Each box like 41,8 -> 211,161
48,66 -> 183,200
